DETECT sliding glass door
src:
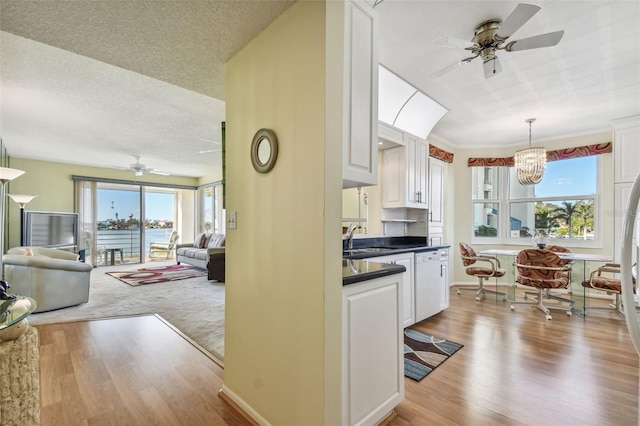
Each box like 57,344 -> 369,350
97,183 -> 143,264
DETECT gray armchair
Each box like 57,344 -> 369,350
3,246 -> 93,313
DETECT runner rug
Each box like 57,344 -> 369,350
107,264 -> 207,286
404,329 -> 464,381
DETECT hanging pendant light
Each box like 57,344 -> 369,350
514,118 -> 546,185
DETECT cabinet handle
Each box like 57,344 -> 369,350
440,264 -> 443,277
429,211 -> 433,222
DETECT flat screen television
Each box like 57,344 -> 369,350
24,211 -> 78,248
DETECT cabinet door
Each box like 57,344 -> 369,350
342,0 -> 379,188
343,275 -> 404,426
428,157 -> 444,227
405,133 -> 419,207
439,259 -> 450,311
381,147 -> 406,208
612,116 -> 640,183
416,139 -> 429,208
368,253 -> 414,327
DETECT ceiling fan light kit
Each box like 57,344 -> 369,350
432,3 -> 564,79
514,118 -> 546,185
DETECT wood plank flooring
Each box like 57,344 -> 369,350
36,315 -> 252,426
35,289 -> 639,425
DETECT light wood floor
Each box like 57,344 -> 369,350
35,289 -> 639,425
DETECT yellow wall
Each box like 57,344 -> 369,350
5,157 -> 199,248
224,2 -> 342,424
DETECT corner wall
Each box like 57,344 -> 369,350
223,2 -> 342,424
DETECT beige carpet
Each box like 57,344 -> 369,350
27,261 -> 226,361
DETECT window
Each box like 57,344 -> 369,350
471,156 -> 600,247
198,182 -> 225,234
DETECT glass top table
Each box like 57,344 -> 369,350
479,249 -> 612,316
0,296 -> 37,334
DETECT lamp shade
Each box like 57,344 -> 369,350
7,194 -> 37,205
0,167 -> 25,183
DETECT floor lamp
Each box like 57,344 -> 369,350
0,167 -> 25,300
7,194 -> 37,247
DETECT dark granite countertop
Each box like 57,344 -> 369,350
342,236 -> 450,260
342,259 -> 406,286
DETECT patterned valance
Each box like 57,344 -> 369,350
467,142 -> 612,167
429,144 -> 454,163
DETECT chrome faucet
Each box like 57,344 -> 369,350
346,222 -> 361,250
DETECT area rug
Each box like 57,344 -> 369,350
404,329 -> 463,381
107,264 -> 207,286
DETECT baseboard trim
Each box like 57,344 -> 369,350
219,385 -> 268,426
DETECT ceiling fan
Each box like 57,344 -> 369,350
113,156 -> 170,177
432,3 -> 564,79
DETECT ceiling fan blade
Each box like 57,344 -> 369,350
505,30 -> 564,51
483,56 -> 502,79
433,35 -> 475,50
431,57 -> 475,78
149,170 -> 170,176
495,3 -> 541,40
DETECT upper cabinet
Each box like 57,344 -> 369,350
428,157 -> 445,239
612,116 -> 640,183
342,0 -> 379,189
381,133 -> 429,209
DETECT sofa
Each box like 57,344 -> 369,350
3,246 -> 93,313
176,232 -> 225,281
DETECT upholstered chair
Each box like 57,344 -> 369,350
458,242 -> 506,301
582,262 -> 637,315
511,248 -> 573,320
528,244 -> 573,306
149,231 -> 180,259
4,246 -> 93,313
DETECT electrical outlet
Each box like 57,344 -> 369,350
227,211 -> 237,229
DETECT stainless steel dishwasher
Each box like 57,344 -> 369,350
414,250 -> 442,323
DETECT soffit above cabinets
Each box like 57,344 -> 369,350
378,65 -> 448,140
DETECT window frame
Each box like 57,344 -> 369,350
471,156 -> 602,249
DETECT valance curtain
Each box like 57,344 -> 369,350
467,142 -> 612,167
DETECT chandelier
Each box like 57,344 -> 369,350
514,118 -> 546,185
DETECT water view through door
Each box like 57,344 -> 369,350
96,183 -> 175,265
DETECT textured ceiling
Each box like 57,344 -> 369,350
0,1 -> 639,179
0,0 -> 294,178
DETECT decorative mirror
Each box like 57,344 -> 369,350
250,129 -> 278,173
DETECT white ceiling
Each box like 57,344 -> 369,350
1,1 -> 639,178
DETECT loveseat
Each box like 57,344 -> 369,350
3,246 -> 93,312
176,232 -> 225,281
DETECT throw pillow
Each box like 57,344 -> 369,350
202,233 -> 214,248
193,233 -> 207,248
207,233 -> 226,248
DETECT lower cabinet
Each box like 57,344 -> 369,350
439,249 -> 450,311
343,274 -> 404,426
366,253 -> 414,327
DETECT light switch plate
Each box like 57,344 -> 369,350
227,211 -> 237,229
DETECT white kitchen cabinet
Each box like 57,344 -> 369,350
612,116 -> 640,184
342,0 -> 379,189
428,157 -> 445,241
367,253 -> 414,327
438,248 -> 450,311
343,274 -> 404,426
381,134 -> 428,209
612,116 -> 640,263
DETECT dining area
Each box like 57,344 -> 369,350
457,242 -> 637,319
